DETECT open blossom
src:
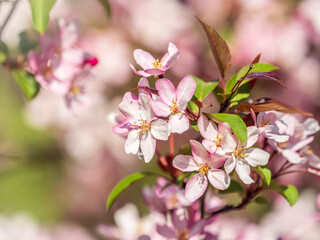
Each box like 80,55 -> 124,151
198,115 -> 232,154
173,140 -> 230,202
117,93 -> 170,162
251,110 -> 289,143
142,178 -> 191,213
269,114 -> 319,164
156,208 -> 207,240
223,126 -> 270,184
130,42 -> 179,77
151,76 -> 196,134
28,19 -> 97,106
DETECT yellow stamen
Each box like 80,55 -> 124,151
170,100 -> 179,114
197,163 -> 210,175
278,141 -> 288,149
259,116 -> 271,127
214,134 -> 223,148
70,85 -> 82,95
152,59 -> 162,69
233,147 -> 249,159
136,119 -> 151,133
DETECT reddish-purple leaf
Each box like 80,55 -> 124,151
244,72 -> 287,88
197,17 -> 231,79
251,53 -> 261,64
239,98 -> 313,116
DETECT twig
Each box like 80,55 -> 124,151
0,0 -> 20,39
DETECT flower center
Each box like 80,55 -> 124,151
277,141 -> 288,149
70,85 -> 82,95
170,100 -> 179,114
152,59 -> 162,69
214,134 -> 223,148
136,119 -> 151,133
197,163 -> 210,175
258,116 -> 270,128
233,147 -> 248,160
177,231 -> 189,240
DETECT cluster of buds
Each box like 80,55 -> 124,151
28,19 -> 98,108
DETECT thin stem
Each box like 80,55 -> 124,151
0,0 -> 20,39
169,133 -> 174,155
272,161 -> 293,178
155,148 -> 167,167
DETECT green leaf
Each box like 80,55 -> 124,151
189,75 -> 219,101
225,74 -> 237,94
29,0 -> 56,33
12,71 -> 40,100
229,83 -> 250,106
254,196 -> 268,205
197,18 -> 231,79
254,166 -> 271,185
96,0 -> 112,18
213,86 -> 224,103
187,99 -> 198,114
269,181 -> 299,206
237,63 -> 279,80
191,122 -> 199,131
0,40 -> 8,63
219,180 -> 244,194
106,172 -> 149,210
19,31 -> 38,53
212,113 -> 247,142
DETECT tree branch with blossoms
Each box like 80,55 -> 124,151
107,18 -> 320,239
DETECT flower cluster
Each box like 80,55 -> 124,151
28,19 -> 98,108
110,35 -> 320,239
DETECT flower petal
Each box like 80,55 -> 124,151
185,174 -> 208,202
125,130 -> 140,154
244,126 -> 260,148
156,225 -> 176,238
168,114 -> 189,134
245,148 -> 270,167
161,42 -> 179,70
133,49 -> 154,69
224,157 -> 236,174
140,132 -> 156,163
221,132 -> 237,153
282,149 -> 306,164
173,155 -> 199,172
150,99 -> 171,117
118,96 -> 140,122
151,119 -> 170,140
155,78 -> 177,106
207,153 -> 226,169
139,93 -> 154,122
202,139 -> 217,154
198,115 -> 218,141
176,75 -> 196,103
129,64 -> 152,77
235,161 -> 254,184
190,140 -> 208,164
207,169 -> 230,190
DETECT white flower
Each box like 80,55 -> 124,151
222,126 -> 270,184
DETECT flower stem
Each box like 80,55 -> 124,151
169,133 -> 175,155
0,0 -> 20,39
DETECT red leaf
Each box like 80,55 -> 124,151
197,17 -> 231,79
244,72 -> 287,88
239,98 -> 313,117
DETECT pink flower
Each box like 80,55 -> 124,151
118,93 -> 170,162
156,208 -> 207,240
268,114 -> 319,164
251,110 -> 289,143
130,42 -> 179,77
28,19 -> 97,105
142,178 -> 191,213
151,76 -> 196,134
173,140 -> 230,202
198,115 -> 232,154
223,126 -> 270,184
